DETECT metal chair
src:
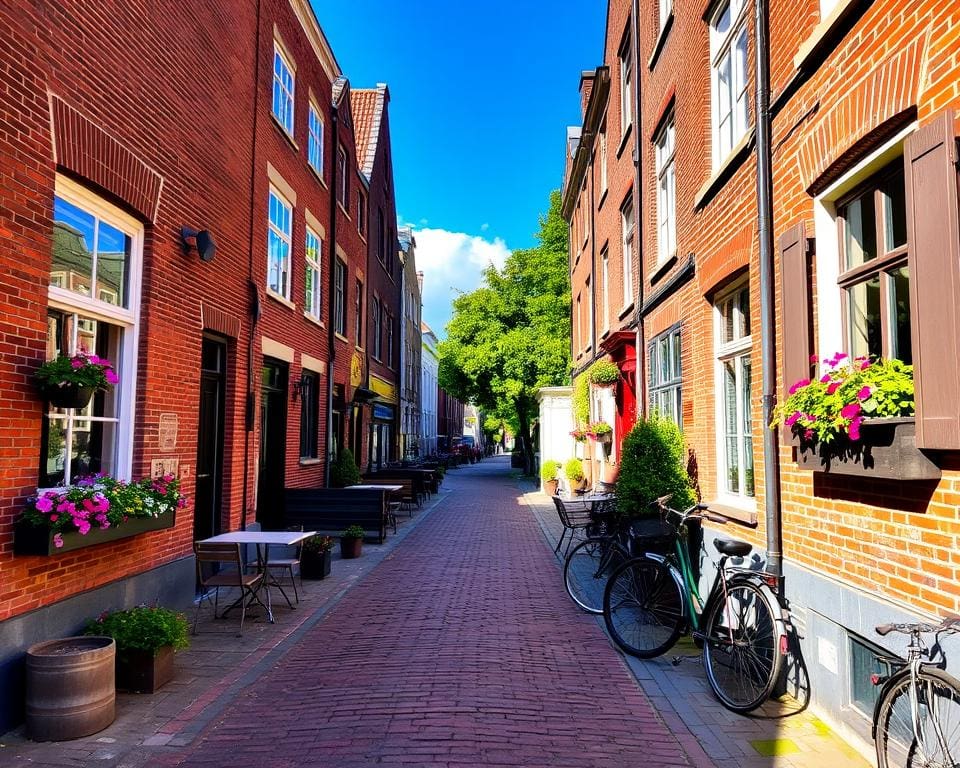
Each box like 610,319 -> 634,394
194,542 -> 266,636
256,526 -> 304,606
551,496 -> 596,557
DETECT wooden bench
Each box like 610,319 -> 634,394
283,488 -> 389,544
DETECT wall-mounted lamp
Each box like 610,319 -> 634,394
180,226 -> 217,262
292,372 -> 312,401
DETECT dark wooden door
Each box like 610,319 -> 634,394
194,337 -> 226,543
257,359 -> 287,529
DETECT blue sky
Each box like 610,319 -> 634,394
315,1 -> 606,335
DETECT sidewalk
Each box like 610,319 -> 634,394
525,489 -> 872,768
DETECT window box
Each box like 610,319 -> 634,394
793,418 -> 940,481
14,511 -> 176,556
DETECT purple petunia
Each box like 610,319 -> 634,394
788,379 -> 811,395
841,402 -> 861,419
857,386 -> 871,400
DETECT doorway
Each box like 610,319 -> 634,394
257,358 -> 287,530
194,336 -> 227,543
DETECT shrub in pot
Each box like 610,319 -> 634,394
330,448 -> 361,488
564,458 -> 586,493
540,460 -> 561,496
84,606 -> 189,693
588,359 -> 621,387
300,534 -> 334,579
340,524 -> 365,559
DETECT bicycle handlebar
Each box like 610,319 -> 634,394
654,498 -> 727,527
876,616 -> 960,637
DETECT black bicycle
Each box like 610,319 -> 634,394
872,616 -> 960,767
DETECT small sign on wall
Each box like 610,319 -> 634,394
159,413 -> 179,451
151,458 -> 180,479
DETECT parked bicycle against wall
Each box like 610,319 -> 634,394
872,616 -> 960,767
602,496 -> 787,713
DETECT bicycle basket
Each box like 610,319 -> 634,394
629,517 -> 676,556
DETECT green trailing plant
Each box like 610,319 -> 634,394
540,459 -> 561,481
341,524 -> 365,539
587,421 -> 612,438
589,360 -> 620,386
572,374 -> 590,426
617,414 -> 695,518
301,534 -> 334,554
35,352 -> 119,395
569,428 -> 587,442
329,448 -> 361,487
85,605 -> 189,655
564,458 -> 584,482
771,354 -> 914,444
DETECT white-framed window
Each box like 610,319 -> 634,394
586,276 -> 594,350
655,115 -> 677,264
43,176 -> 142,486
334,258 -> 346,336
272,42 -> 295,136
304,227 -> 322,320
619,42 -> 633,137
267,188 -> 292,300
337,145 -> 349,209
387,312 -> 394,367
601,246 -> 610,333
621,199 -> 634,308
372,295 -> 381,359
599,125 -> 608,194
710,0 -> 749,166
575,293 -> 582,354
307,102 -> 323,176
357,188 -> 367,237
660,0 -> 673,30
649,326 -> 682,426
714,281 -> 755,501
354,278 -> 363,346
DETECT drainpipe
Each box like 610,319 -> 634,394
754,0 -> 782,585
631,0 -> 645,419
325,99 -> 340,487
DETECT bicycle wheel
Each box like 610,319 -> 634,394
603,556 -> 684,658
876,667 -> 960,768
564,537 -> 625,614
702,580 -> 782,713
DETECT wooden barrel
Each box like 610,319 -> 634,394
26,636 -> 116,741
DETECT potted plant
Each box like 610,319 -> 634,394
340,524 -> 365,559
34,352 -> 119,409
540,460 -> 561,496
300,534 -> 334,579
589,360 -> 620,388
84,606 -> 189,693
564,458 -> 587,493
330,448 -> 362,488
569,428 -> 587,443
16,473 -> 187,555
771,354 -> 938,480
587,421 -> 613,444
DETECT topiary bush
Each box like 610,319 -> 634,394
540,459 -> 561,481
617,414 -> 694,518
572,374 -> 590,425
564,458 -> 584,482
330,448 -> 361,487
589,360 -> 620,386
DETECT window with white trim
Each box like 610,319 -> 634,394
586,275 -> 594,350
649,326 -> 682,426
268,188 -> 292,299
304,227 -> 322,320
337,145 -> 349,209
715,282 -> 754,499
601,246 -> 610,333
621,199 -> 634,307
272,43 -> 295,136
43,180 -> 142,486
710,0 -> 749,166
308,103 -> 323,176
354,278 -> 363,346
599,126 -> 608,194
386,312 -> 394,367
372,295 -> 381,360
619,43 -> 633,138
357,189 -> 367,237
334,258 -> 346,335
655,115 -> 676,264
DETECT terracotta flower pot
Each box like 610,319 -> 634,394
340,536 -> 363,559
544,478 -> 559,496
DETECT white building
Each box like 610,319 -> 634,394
398,228 -> 422,458
420,321 -> 439,457
537,386 -> 574,493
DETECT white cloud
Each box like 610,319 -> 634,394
480,223 -> 489,231
413,227 -> 510,337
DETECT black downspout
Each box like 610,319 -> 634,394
631,0 -> 645,418
325,101 -> 339,487
242,0 -> 263,530
754,0 -> 782,585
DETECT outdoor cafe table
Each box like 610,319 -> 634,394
197,529 -> 317,623
345,484 -> 403,492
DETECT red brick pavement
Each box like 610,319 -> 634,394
166,458 -> 706,768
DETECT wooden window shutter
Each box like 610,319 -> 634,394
778,222 -> 812,443
905,109 -> 960,450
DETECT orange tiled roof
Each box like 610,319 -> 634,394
351,85 -> 387,179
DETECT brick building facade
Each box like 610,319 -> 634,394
567,0 -> 960,753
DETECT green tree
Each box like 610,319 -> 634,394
439,190 -> 570,473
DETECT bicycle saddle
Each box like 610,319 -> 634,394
714,538 -> 752,557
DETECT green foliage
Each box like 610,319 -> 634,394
771,354 -> 914,444
302,534 -> 334,554
35,352 -> 118,393
85,606 -> 189,655
540,459 -> 561,481
572,374 -> 590,426
564,458 -> 584,482
341,524 -> 365,539
588,421 -> 612,436
329,448 -> 361,487
589,360 -> 620,385
617,415 -> 694,518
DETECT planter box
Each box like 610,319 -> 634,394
14,512 -> 176,556
794,418 -> 940,481
301,549 -> 332,579
116,646 -> 174,694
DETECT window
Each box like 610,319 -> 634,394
715,282 -> 754,499
337,145 -> 348,209
304,227 -> 322,319
837,164 -> 910,363
43,180 -> 141,486
655,115 -> 676,264
334,258 -> 346,336
377,206 -> 385,264
710,0 -> 749,165
660,0 -> 673,30
649,327 -> 682,425
599,126 -> 608,193
586,276 -> 593,350
575,293 -> 582,353
372,295 -> 381,359
308,103 -> 323,176
354,278 -> 363,346
299,370 -> 319,460
267,188 -> 292,300
357,189 -> 367,237
601,247 -> 610,333
386,312 -> 394,367
619,41 -> 632,137
386,228 -> 395,275
272,43 -> 295,136
621,200 -> 634,307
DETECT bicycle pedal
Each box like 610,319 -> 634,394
671,656 -> 683,667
